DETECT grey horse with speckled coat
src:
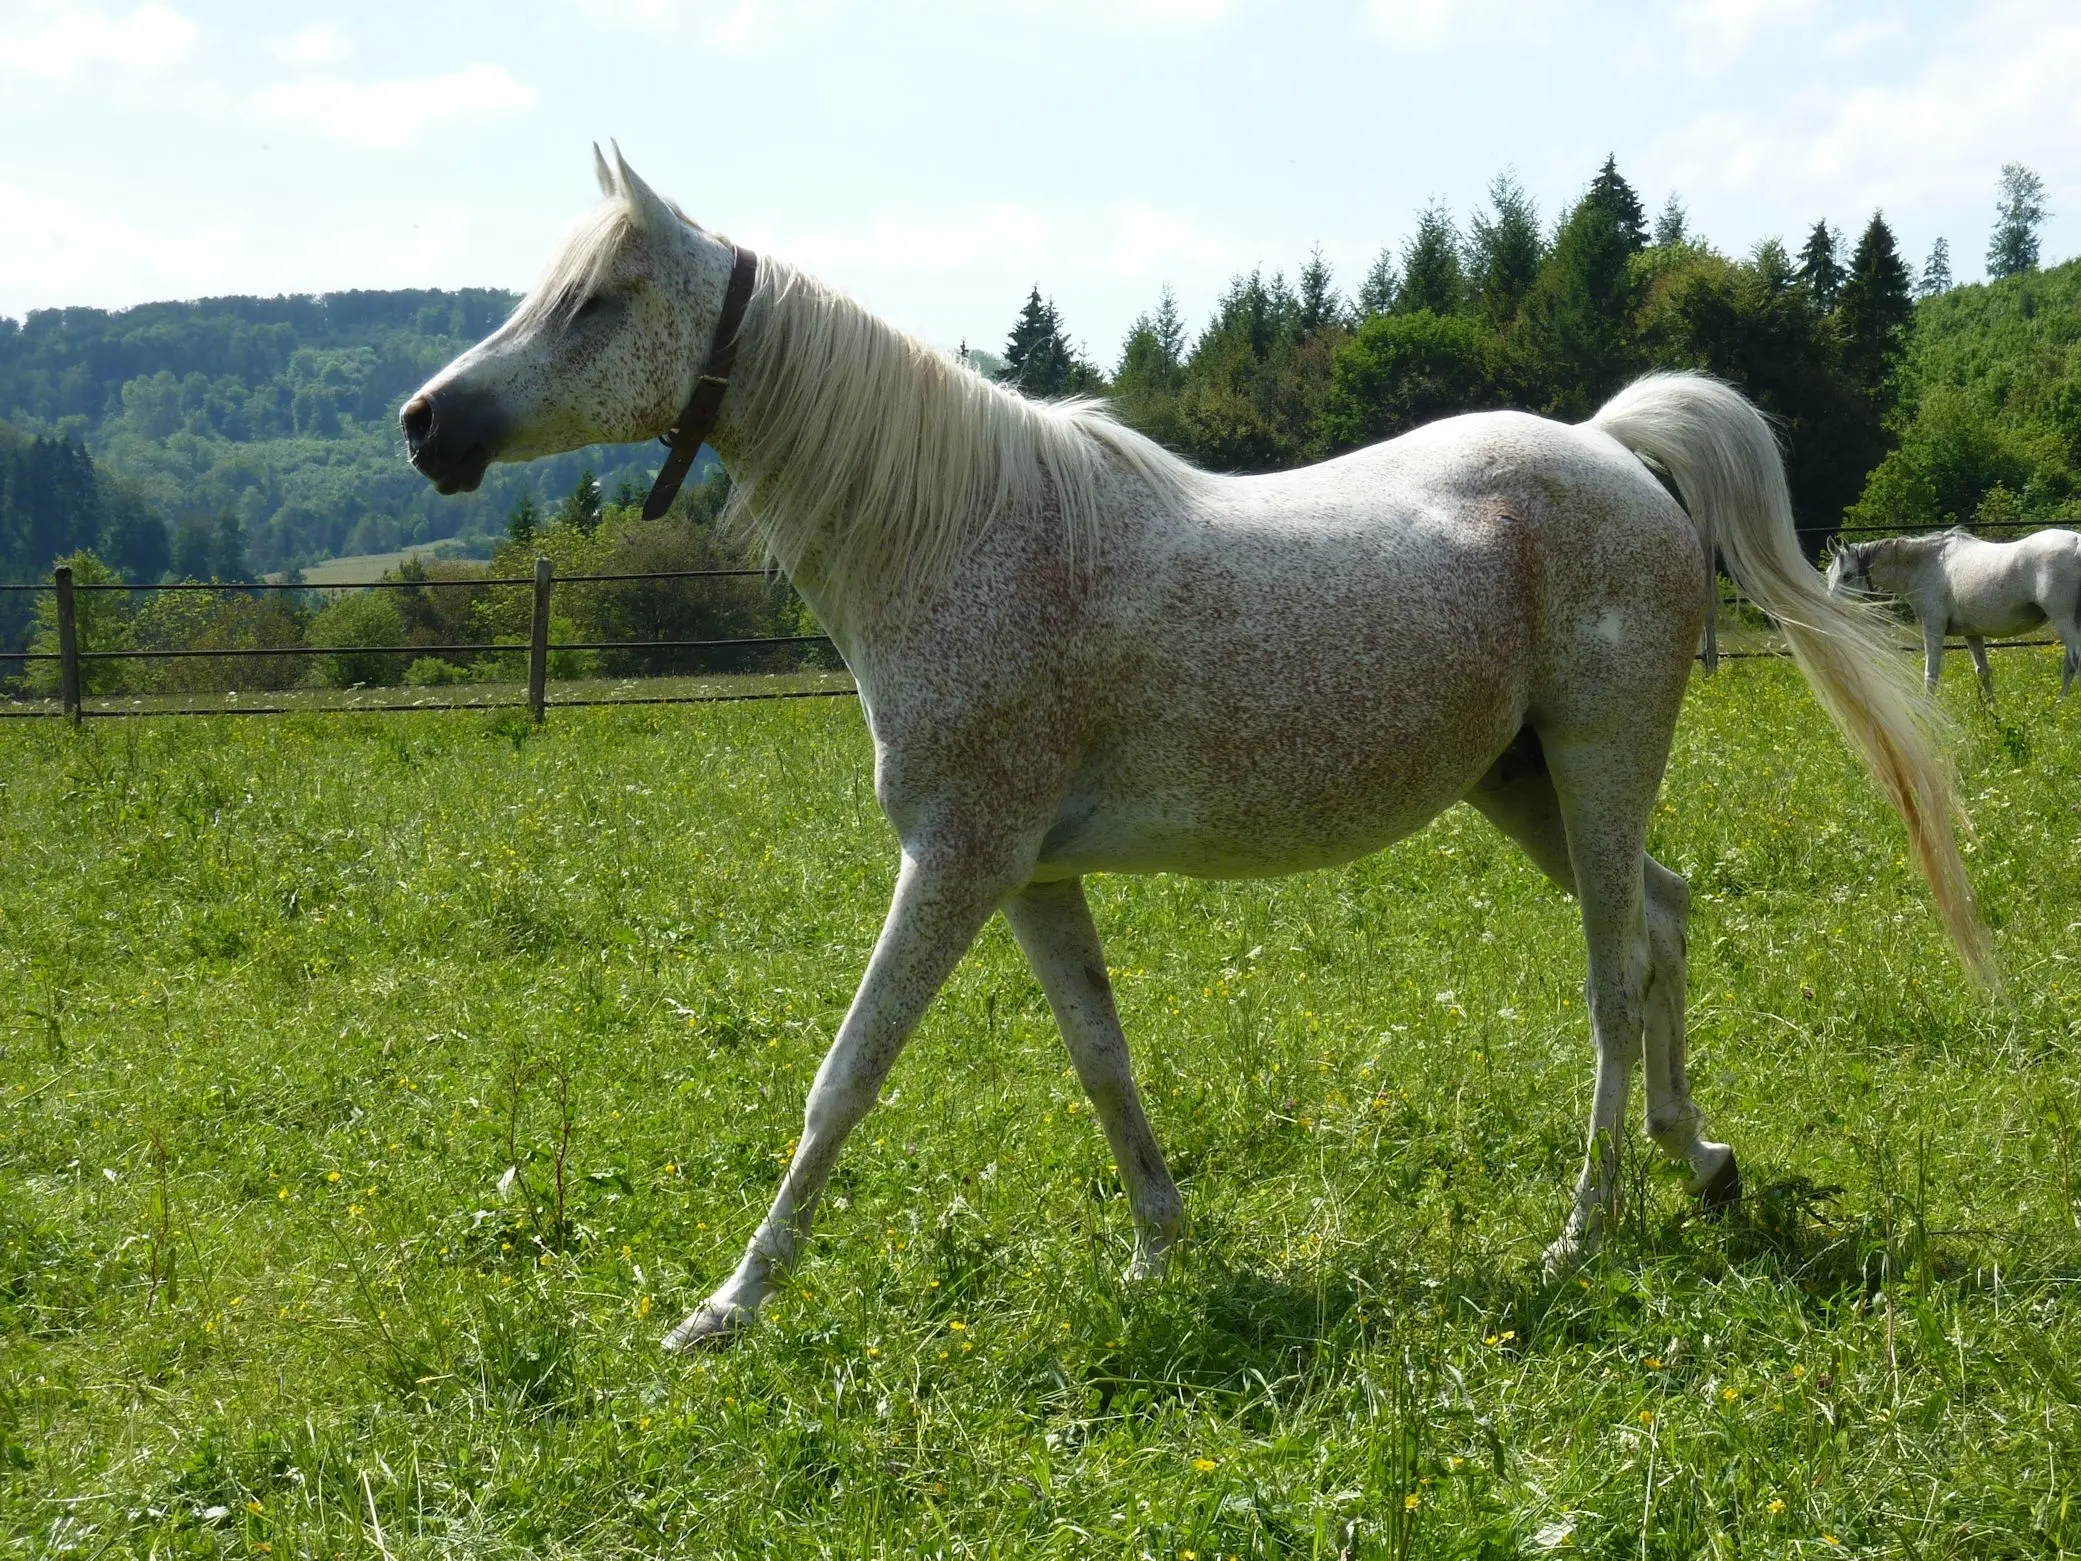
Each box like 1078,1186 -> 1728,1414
403,149 -> 1993,1350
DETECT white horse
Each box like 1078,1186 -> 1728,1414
1827,527 -> 2081,698
403,150 -> 1991,1350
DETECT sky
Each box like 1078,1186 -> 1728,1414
2,0 -> 2077,364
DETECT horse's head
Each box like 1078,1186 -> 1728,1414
401,146 -> 741,493
1824,541 -> 1871,598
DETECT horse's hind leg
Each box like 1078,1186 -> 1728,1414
1468,726 -> 1735,1267
1003,878 -> 1182,1279
1638,858 -> 1739,1209
663,850 -> 1012,1351
2050,600 -> 2081,697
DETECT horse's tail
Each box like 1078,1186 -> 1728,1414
1590,372 -> 1996,986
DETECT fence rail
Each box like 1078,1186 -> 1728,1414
1,558 -> 844,725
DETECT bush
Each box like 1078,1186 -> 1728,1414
404,657 -> 470,688
309,592 -> 407,687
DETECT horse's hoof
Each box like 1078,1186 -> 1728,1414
1696,1152 -> 1743,1215
1123,1249 -> 1168,1284
662,1301 -> 752,1353
1541,1233 -> 1585,1276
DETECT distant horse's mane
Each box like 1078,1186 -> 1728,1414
530,194 -> 1211,604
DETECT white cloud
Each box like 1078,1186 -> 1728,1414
1660,0 -> 2081,212
567,0 -> 1230,49
1358,0 -> 1565,54
564,0 -> 834,52
250,63 -> 536,151
265,21 -> 351,67
0,1 -> 197,80
1673,0 -> 1810,58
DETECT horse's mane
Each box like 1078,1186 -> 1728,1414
511,200 -> 648,332
721,252 -> 1209,603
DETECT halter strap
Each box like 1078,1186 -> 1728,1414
642,245 -> 759,521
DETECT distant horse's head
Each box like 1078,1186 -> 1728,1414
1825,541 -> 1872,598
400,146 -> 742,493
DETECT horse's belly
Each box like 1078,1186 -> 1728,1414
1948,587 -> 2044,637
1035,697 -> 1520,880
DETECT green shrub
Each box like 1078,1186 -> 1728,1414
309,591 -> 407,687
404,657 -> 470,688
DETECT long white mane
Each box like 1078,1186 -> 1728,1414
719,248 -> 1209,602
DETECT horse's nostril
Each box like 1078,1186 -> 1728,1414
400,394 -> 434,453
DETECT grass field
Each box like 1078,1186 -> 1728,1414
3,650 -> 2079,1558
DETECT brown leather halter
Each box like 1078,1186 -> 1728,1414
642,244 -> 759,520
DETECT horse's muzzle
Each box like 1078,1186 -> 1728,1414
400,389 -> 503,494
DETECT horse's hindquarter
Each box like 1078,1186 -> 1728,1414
1040,415 -> 1701,879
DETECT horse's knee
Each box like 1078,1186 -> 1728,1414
802,1073 -> 878,1142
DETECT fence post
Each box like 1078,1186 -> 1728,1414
53,565 -> 81,725
528,556 -> 552,723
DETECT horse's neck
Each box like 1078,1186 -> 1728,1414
1872,536 -> 1948,592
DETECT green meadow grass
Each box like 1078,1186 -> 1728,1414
3,652 -> 2079,1559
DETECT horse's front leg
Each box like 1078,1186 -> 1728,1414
1963,635 -> 1994,700
664,848 -> 1018,1351
1921,614 -> 1947,691
1002,877 -> 1183,1280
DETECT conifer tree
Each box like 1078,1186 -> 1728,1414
1652,194 -> 1688,248
557,469 -> 602,535
1516,187 -> 1642,417
507,491 -> 538,547
1116,287 -> 1188,393
1000,287 -> 1079,397
1357,249 -> 1397,317
1797,221 -> 1844,308
1586,155 -> 1648,253
1296,246 -> 1346,335
1468,171 -> 1544,327
1917,237 -> 1953,299
1397,203 -> 1465,316
1987,163 -> 2048,279
1838,212 -> 1914,394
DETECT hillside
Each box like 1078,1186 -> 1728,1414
0,290 -> 670,573
1848,257 -> 2081,530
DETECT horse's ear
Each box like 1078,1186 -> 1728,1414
593,142 -> 617,198
610,141 -> 677,233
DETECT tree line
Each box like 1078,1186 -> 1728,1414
987,159 -> 2063,551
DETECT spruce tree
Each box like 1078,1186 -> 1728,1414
557,469 -> 602,535
507,491 -> 538,547
1652,194 -> 1688,248
1468,171 -> 1543,327
999,287 -> 1078,397
1517,188 -> 1642,416
1987,163 -> 2048,279
1296,246 -> 1346,335
1918,237 -> 1953,298
1397,203 -> 1465,315
1837,212 -> 1914,394
1797,221 -> 1844,308
1357,249 -> 1397,317
1116,287 -> 1188,393
1586,155 -> 1648,253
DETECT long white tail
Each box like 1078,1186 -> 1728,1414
1592,372 -> 1996,986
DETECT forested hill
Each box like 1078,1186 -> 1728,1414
1847,256 -> 2081,532
0,289 -> 668,575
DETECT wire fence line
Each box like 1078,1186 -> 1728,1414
1,558 -> 848,724
2,515 -> 2073,722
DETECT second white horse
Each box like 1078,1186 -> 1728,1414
1827,527 -> 2081,698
